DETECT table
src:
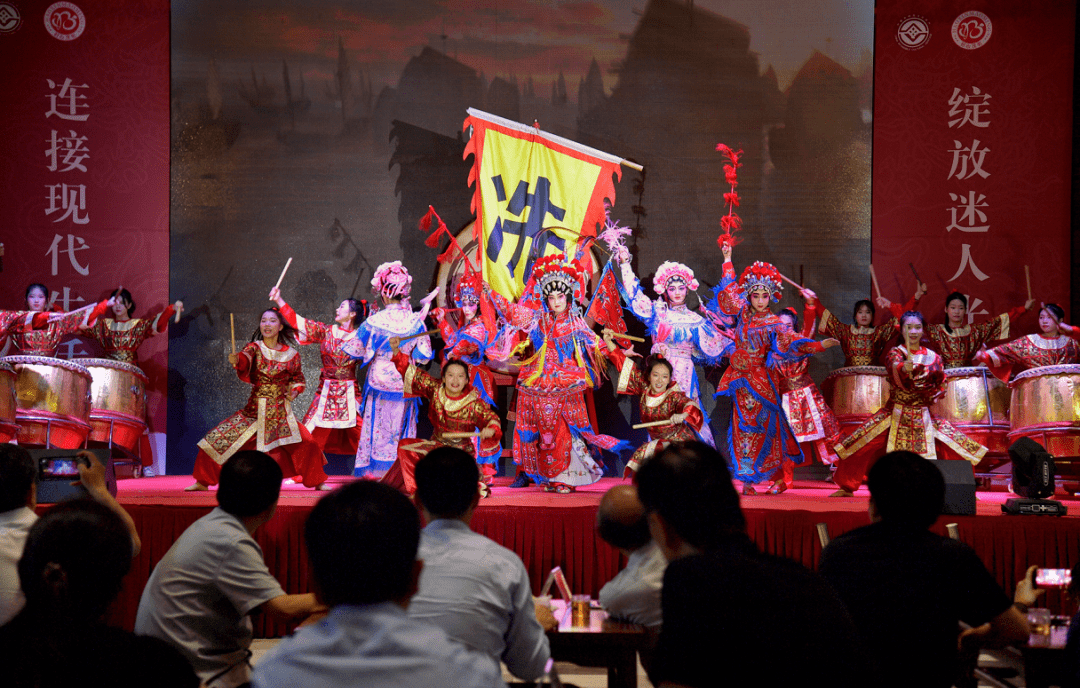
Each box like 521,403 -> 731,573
545,599 -> 651,688
1020,626 -> 1070,688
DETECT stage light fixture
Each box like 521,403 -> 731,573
1002,437 -> 1067,516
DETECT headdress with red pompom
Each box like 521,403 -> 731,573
653,261 -> 699,295
715,143 -> 743,250
371,261 -> 412,300
738,261 -> 783,302
453,271 -> 482,307
531,252 -> 589,304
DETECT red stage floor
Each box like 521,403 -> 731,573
102,476 -> 1080,637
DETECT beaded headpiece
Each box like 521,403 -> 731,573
531,253 -> 588,303
653,261 -> 699,295
454,272 -> 482,306
371,261 -> 412,300
738,261 -> 783,302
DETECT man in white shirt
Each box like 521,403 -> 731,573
135,451 -> 322,687
408,446 -> 555,681
596,484 -> 666,630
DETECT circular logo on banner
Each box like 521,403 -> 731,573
0,3 -> 22,33
952,11 -> 991,50
896,16 -> 931,50
44,1 -> 84,41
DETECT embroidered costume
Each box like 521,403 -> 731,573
279,303 -> 362,455
979,333 -> 1080,382
11,301 -> 109,356
617,260 -> 726,447
776,305 -> 842,465
84,305 -> 176,364
709,260 -> 826,488
607,347 -> 705,475
926,306 -> 1026,368
807,297 -> 917,367
832,345 -> 988,492
0,311 -> 51,349
380,351 -> 502,496
193,341 -> 327,487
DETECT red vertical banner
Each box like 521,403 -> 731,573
874,0 -> 1074,325
0,2 -> 171,457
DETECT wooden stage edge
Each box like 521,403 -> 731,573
101,475 -> 1080,637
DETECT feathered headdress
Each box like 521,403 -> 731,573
715,143 -> 743,249
531,253 -> 588,304
653,261 -> 699,295
371,261 -> 412,300
738,261 -> 783,302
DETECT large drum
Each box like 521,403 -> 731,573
0,363 -> 17,443
81,357 -> 148,453
822,366 -> 891,437
2,355 -> 92,448
931,366 -> 1011,471
1008,364 -> 1080,465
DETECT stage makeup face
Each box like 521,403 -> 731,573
855,304 -> 873,327
665,280 -> 687,307
901,317 -> 924,349
547,291 -> 568,315
749,289 -> 771,314
462,301 -> 478,321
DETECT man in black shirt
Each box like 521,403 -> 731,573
819,450 -> 1029,688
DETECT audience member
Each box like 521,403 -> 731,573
596,484 -> 665,630
1063,562 -> 1080,688
635,441 -> 866,688
0,447 -> 140,625
819,450 -> 1029,688
135,450 -> 323,688
407,446 -> 553,681
252,480 -> 505,688
0,498 -> 198,688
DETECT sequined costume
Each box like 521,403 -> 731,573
11,301 -> 109,356
0,311 -> 51,349
709,260 -> 826,486
832,345 -> 988,492
608,347 -> 705,475
776,304 -> 842,466
379,351 -> 502,496
84,305 -> 176,364
617,261 -> 726,447
926,306 -> 1026,368
980,333 -> 1080,382
807,297 -> 917,367
193,341 -> 327,487
278,303 -> 362,455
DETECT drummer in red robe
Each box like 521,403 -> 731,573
831,311 -> 988,496
84,288 -> 183,364
379,335 -> 501,498
973,303 -> 1080,380
803,284 -> 924,367
927,291 -> 1034,368
603,330 -> 705,477
10,283 -> 113,356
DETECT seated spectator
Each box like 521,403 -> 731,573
135,450 -> 323,688
636,441 -> 866,688
252,480 -> 505,688
596,484 -> 665,631
819,450 -> 1029,688
0,498 -> 198,688
1,447 -> 140,626
407,446 -> 554,681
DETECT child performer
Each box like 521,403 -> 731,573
270,287 -> 363,456
603,330 -> 705,476
709,243 -> 839,495
973,303 -> 1080,380
379,336 -> 501,497
188,308 -> 328,491
831,311 -> 988,496
342,261 -> 435,478
927,291 -> 1034,368
84,288 -> 184,364
776,305 -> 843,468
12,283 -> 113,356
803,285 -> 924,367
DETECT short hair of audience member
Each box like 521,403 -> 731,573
414,446 -> 480,518
305,481 -> 420,607
217,450 -> 283,517
0,444 -> 37,512
636,441 -> 745,550
866,450 -> 945,529
597,487 -> 652,552
18,499 -> 131,620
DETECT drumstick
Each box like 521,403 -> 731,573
868,264 -> 882,300
230,313 -> 236,354
603,328 -> 646,343
398,328 -> 439,344
776,272 -> 802,290
273,257 -> 293,291
441,431 -> 481,439
909,263 -> 921,284
633,419 -> 675,430
173,296 -> 185,324
1024,265 -> 1032,302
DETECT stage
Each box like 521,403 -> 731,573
101,475 -> 1080,637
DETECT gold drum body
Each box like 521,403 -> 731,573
0,363 -> 17,443
2,355 -> 92,448
931,366 -> 1011,471
822,366 -> 891,437
81,357 -> 149,453
1008,365 -> 1080,465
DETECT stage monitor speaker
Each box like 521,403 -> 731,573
933,460 -> 976,516
1009,437 -> 1055,500
30,447 -> 115,503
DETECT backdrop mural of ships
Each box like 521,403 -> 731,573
168,0 -> 873,474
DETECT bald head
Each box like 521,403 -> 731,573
597,485 -> 651,552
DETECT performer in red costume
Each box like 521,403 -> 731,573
776,305 -> 843,466
603,331 -> 705,476
973,302 -> 1080,380
188,308 -> 328,491
804,285 -> 924,367
831,311 -> 988,496
10,283 -> 113,356
491,253 -> 628,494
708,244 -> 839,495
378,336 -> 502,498
927,291 -> 1034,368
84,288 -> 183,364
270,286 -> 364,456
